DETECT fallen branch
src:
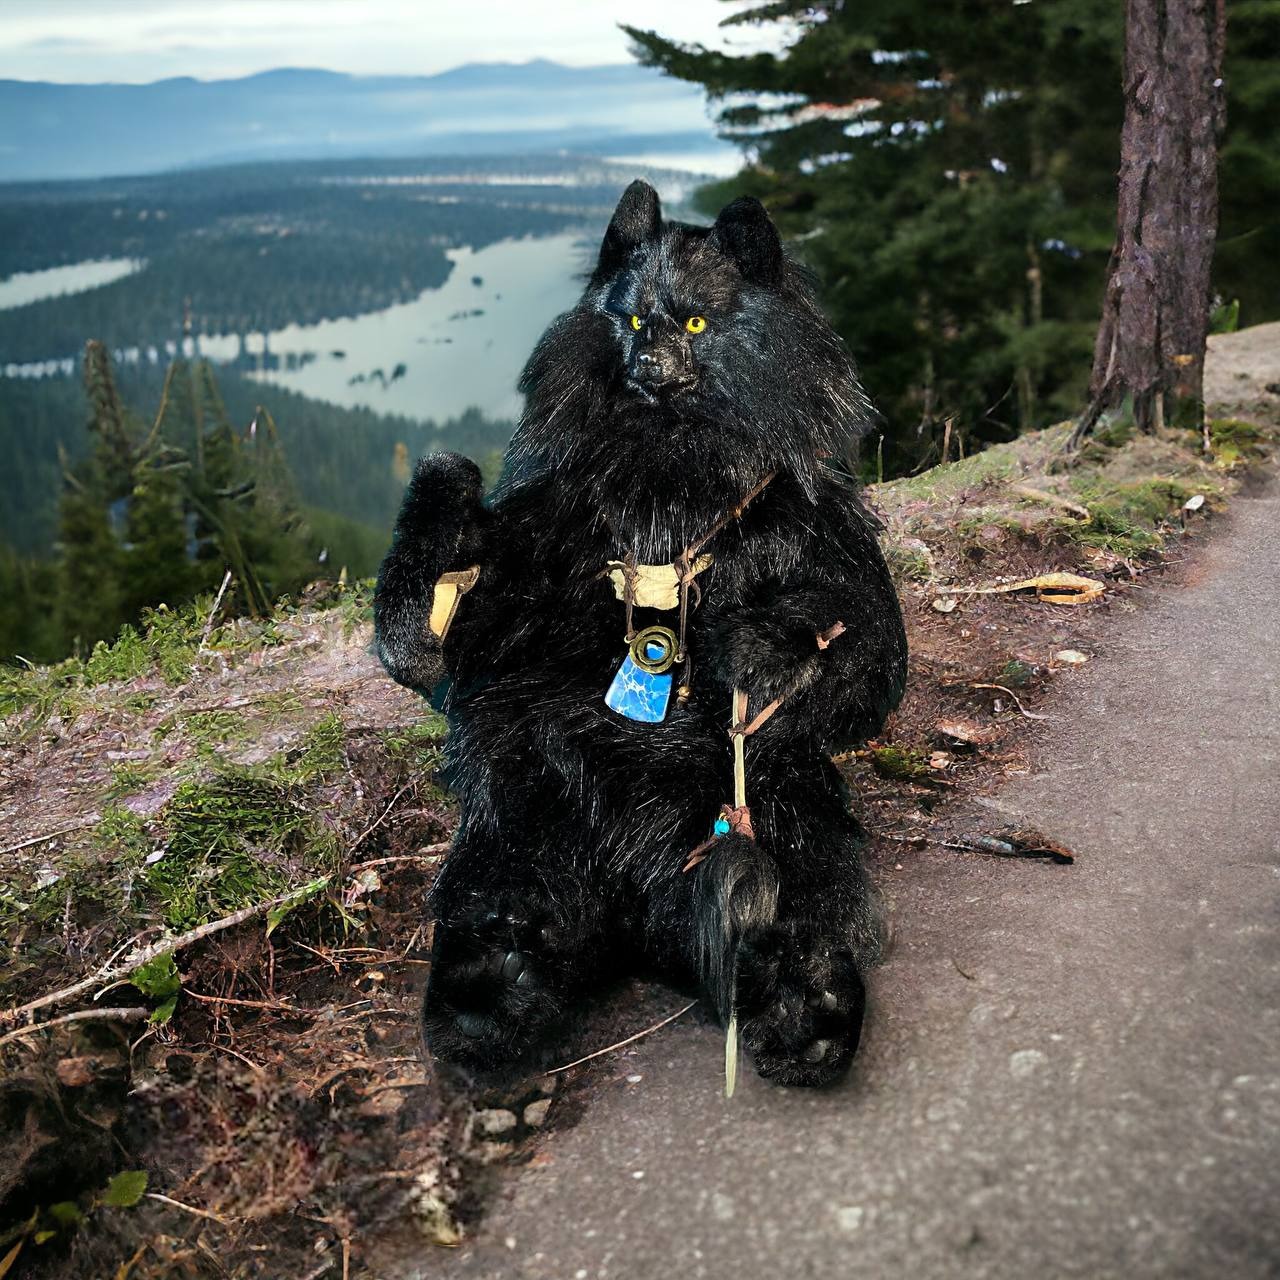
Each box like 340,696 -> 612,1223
1011,484 -> 1091,521
877,828 -> 1074,864
935,572 -> 1105,606
0,1005 -> 148,1050
347,848 -> 449,875
2,881 -> 334,1028
548,1000 -> 698,1075
3,834 -> 454,1029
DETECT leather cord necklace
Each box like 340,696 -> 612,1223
601,470 -> 776,721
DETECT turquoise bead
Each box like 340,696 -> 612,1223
713,817 -> 731,837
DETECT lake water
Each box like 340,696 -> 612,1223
225,232 -> 592,423
2,234 -> 593,426
0,258 -> 144,309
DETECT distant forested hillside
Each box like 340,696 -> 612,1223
0,156 -> 632,364
0,364 -> 514,557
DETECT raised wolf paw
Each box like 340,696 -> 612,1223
735,920 -> 866,1088
423,895 -> 586,1072
374,452 -> 491,695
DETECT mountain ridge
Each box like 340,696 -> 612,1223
0,60 -> 723,182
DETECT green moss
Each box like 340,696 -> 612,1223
1066,475 -> 1208,556
79,602 -> 202,688
83,625 -> 151,685
1208,418 -> 1270,469
879,446 -> 1018,503
182,708 -> 246,752
109,760 -> 159,798
0,806 -> 152,937
869,745 -> 931,780
149,769 -> 338,928
290,712 -> 347,779
1092,415 -> 1137,449
0,656 -> 85,725
383,716 -> 448,768
129,952 -> 181,1023
93,805 -> 152,862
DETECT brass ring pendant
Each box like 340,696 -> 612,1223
628,625 -> 678,674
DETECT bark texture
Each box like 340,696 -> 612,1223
1076,0 -> 1227,441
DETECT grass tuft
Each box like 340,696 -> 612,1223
149,770 -> 338,928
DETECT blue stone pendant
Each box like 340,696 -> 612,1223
605,626 -> 677,723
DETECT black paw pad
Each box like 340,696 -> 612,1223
736,923 -> 866,1088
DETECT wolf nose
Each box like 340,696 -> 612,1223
633,348 -> 689,388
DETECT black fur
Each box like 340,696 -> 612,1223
375,182 -> 907,1087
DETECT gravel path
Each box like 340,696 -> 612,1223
415,475 -> 1279,1280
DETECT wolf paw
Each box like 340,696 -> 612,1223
735,921 -> 866,1088
423,896 -> 581,1071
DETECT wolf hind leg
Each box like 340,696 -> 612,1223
423,832 -> 610,1074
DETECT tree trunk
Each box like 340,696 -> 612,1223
1072,0 -> 1226,445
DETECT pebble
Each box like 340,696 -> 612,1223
473,1108 -> 517,1136
1010,1048 -> 1048,1078
523,1098 -> 552,1128
473,1141 -> 514,1166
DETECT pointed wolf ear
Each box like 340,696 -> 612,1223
711,196 -> 783,285
597,180 -> 661,276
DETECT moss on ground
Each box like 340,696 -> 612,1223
869,745 -> 932,780
148,769 -> 338,929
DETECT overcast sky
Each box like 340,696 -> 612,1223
0,0 -> 778,83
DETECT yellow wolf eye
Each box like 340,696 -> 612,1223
630,315 -> 643,331
685,315 -> 707,334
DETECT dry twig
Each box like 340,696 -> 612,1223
199,570 -> 234,652
0,818 -> 101,858
0,1005 -> 148,1049
971,682 -> 1049,721
548,1000 -> 698,1074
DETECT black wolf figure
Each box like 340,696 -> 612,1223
375,182 -> 907,1087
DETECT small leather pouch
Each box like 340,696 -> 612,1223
428,566 -> 481,640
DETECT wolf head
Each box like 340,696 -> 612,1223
506,181 -> 874,553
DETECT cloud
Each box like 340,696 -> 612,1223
0,1 -> 777,84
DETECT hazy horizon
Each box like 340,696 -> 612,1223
0,1 -> 786,84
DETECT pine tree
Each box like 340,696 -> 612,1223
54,343 -> 137,653
159,359 -> 316,616
1072,0 -> 1227,443
628,0 -> 1276,468
55,454 -> 126,655
627,1 -> 1123,470
122,450 -> 198,623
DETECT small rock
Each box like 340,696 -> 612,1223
473,1141 -> 514,1166
1010,1048 -> 1048,1079
1053,649 -> 1090,665
534,1073 -> 559,1096
834,1205 -> 865,1233
472,1108 -> 517,1136
931,596 -> 958,613
523,1098 -> 552,1128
